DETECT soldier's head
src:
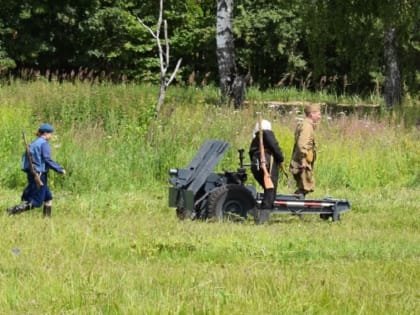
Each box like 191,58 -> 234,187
37,123 -> 54,139
253,119 -> 271,137
304,104 -> 322,123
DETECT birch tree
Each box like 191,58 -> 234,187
216,0 -> 246,108
137,0 -> 182,118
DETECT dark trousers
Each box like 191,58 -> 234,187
251,160 -> 279,209
21,172 -> 52,208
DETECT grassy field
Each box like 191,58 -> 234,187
0,81 -> 419,314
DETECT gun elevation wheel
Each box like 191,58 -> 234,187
207,184 -> 255,221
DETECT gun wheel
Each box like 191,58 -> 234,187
207,184 -> 255,222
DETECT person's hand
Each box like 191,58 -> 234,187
62,169 -> 66,175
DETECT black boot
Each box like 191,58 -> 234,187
7,202 -> 32,215
294,190 -> 307,198
43,205 -> 52,217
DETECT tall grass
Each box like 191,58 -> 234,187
0,81 -> 419,314
0,81 -> 418,193
1,81 -> 418,193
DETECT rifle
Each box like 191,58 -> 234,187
22,131 -> 43,188
258,115 -> 274,189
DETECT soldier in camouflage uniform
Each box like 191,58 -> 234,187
289,104 -> 322,196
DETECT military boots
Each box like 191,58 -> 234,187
7,202 -> 32,215
43,205 -> 52,217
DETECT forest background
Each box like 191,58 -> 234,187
1,0 -> 419,98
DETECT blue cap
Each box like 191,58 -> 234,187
38,123 -> 54,133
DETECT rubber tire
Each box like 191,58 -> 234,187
207,184 -> 255,221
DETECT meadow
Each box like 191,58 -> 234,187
0,81 -> 419,314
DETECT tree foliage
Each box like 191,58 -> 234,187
234,0 -> 305,89
0,0 -> 418,96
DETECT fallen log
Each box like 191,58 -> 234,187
243,100 -> 380,108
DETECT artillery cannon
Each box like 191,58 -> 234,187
168,140 -> 350,223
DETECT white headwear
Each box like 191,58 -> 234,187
253,119 -> 271,138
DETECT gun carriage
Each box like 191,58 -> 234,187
168,140 -> 350,223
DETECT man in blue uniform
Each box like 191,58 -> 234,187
7,123 -> 66,217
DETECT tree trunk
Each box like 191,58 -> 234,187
216,0 -> 244,108
384,27 -> 402,110
137,0 -> 182,119
156,76 -> 167,115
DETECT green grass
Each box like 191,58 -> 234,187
1,187 -> 418,314
0,81 -> 419,314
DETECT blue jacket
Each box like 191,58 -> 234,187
22,137 -> 64,173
